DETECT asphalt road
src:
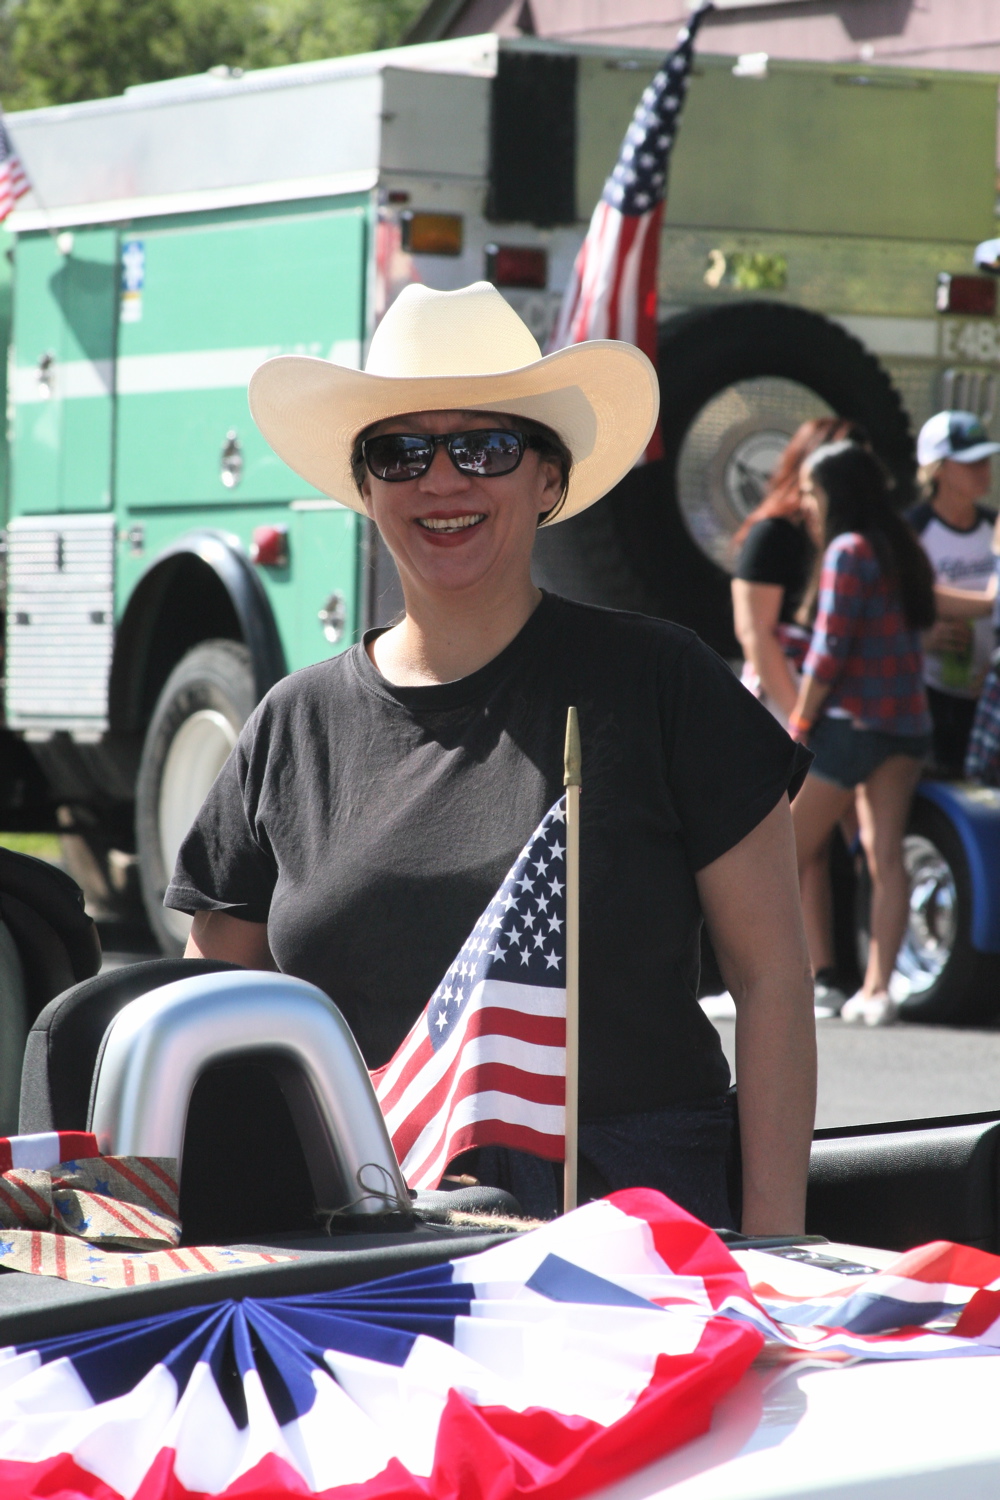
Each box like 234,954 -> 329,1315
706,1002 -> 1000,1128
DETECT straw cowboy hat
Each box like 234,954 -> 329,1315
248,281 -> 660,525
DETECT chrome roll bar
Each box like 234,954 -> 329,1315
88,969 -> 409,1217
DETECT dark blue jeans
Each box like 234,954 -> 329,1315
461,1089 -> 740,1227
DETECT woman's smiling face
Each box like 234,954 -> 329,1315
359,409 -> 564,600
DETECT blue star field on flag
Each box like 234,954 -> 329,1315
548,2 -> 713,462
376,799 -> 569,1186
604,4 -> 711,216
427,801 -> 566,1052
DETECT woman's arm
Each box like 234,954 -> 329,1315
788,674 -> 831,742
696,796 -> 816,1235
790,539 -> 865,736
934,576 -> 996,620
185,910 -> 276,969
731,579 -> 799,717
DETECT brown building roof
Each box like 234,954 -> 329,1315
409,1 -> 1000,75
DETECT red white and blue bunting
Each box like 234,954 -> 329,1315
0,1190 -> 998,1498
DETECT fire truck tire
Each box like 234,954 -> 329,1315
543,301 -> 914,657
136,640 -> 257,956
532,493 -> 661,616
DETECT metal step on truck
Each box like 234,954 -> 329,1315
3,32 -> 1000,1018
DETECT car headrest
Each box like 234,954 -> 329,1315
88,971 -> 410,1239
19,958 -> 322,1243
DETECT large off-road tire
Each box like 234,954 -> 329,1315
536,301 -> 915,656
136,641 -> 257,955
856,799 -> 1000,1025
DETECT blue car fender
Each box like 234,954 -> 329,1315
915,780 -> 1000,954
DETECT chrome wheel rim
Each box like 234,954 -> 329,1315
894,834 -> 958,996
158,709 -> 238,943
676,376 -> 833,572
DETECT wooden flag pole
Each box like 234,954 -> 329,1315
563,706 -> 582,1213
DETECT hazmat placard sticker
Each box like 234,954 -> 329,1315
121,238 -> 145,323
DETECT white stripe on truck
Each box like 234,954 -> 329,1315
12,338 -> 362,403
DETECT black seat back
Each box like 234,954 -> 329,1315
0,847 -> 100,1020
20,957 -> 237,1133
808,1113 -> 1000,1252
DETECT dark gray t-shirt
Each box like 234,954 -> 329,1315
166,594 -> 808,1120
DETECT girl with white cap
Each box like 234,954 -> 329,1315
907,409 -> 1000,775
165,283 -> 815,1232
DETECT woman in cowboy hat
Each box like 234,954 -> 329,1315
167,282 -> 815,1232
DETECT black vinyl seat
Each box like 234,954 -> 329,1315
19,957 -> 238,1134
0,847 -> 100,1021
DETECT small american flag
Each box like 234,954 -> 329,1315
374,799 -> 567,1189
0,110 -> 28,222
548,3 -> 713,460
0,1130 -> 99,1173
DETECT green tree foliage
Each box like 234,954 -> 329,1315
0,0 -> 426,110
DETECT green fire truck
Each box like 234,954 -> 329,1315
1,35 -> 998,958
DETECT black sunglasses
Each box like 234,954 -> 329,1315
362,428 -> 534,482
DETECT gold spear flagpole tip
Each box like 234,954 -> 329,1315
564,706 -> 582,787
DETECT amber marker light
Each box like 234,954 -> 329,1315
400,211 -> 463,256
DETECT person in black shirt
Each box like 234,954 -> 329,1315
732,418 -> 864,1019
732,418 -> 865,725
168,282 -> 815,1233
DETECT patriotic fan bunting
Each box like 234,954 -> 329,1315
548,3 -> 713,462
2,1191 -> 1000,1498
375,798 -> 568,1189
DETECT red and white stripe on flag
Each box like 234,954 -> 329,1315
0,116 -> 28,223
374,978 -> 565,1190
0,1131 -> 100,1173
374,797 -> 569,1191
549,198 -> 664,463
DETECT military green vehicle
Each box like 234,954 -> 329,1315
1,35 -> 998,957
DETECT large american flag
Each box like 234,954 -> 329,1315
548,2 -> 713,460
374,799 -> 567,1189
0,110 -> 28,222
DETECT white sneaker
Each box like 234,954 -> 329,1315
840,990 -> 899,1026
862,991 -> 899,1027
840,991 -> 867,1024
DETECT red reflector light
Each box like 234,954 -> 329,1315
937,273 -> 997,316
486,244 -> 547,289
400,211 -> 463,256
250,524 -> 289,568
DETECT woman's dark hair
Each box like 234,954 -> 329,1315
350,414 -> 573,522
807,441 -> 935,630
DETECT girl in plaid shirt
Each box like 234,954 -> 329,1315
788,443 -> 935,1026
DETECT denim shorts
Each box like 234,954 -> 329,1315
808,715 -> 931,791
